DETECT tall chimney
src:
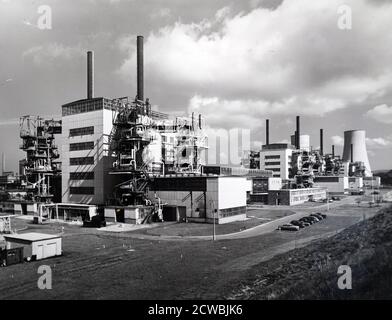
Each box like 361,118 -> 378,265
87,51 -> 94,99
296,116 -> 300,149
266,119 -> 270,146
320,129 -> 324,156
1,153 -> 5,175
198,114 -> 202,130
137,35 -> 144,101
332,145 -> 335,158
350,143 -> 354,163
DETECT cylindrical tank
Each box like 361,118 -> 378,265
342,130 -> 372,177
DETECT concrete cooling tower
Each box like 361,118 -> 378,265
342,130 -> 372,177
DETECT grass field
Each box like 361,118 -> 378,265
0,197 -> 387,299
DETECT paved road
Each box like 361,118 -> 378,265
114,195 -> 359,241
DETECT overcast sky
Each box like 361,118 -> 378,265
1,0 -> 392,171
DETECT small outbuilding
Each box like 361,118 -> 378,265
3,233 -> 62,261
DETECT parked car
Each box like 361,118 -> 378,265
307,215 -> 319,223
331,196 -> 341,201
279,224 -> 300,231
310,213 -> 324,220
317,212 -> 327,219
290,220 -> 306,228
299,217 -> 314,224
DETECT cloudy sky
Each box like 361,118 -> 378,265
0,0 -> 392,171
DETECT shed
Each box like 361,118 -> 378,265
3,233 -> 62,261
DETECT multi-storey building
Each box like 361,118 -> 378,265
61,98 -> 118,204
259,143 -> 293,180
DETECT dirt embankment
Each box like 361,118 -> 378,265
226,205 -> 392,300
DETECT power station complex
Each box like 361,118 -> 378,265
0,36 -> 381,226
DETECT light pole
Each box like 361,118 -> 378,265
210,200 -> 216,241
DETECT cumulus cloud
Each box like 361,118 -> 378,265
365,104 -> 392,124
118,0 -> 392,130
366,137 -> 392,148
331,135 -> 344,146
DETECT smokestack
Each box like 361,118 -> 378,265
198,114 -> 202,130
320,129 -> 324,156
137,35 -> 144,101
350,143 -> 354,163
1,153 -> 4,175
332,145 -> 335,158
87,51 -> 94,99
266,119 -> 270,146
296,116 -> 300,149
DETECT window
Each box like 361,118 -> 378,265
69,126 -> 94,137
265,161 -> 281,166
265,155 -> 280,160
70,187 -> 94,195
70,157 -> 94,166
70,141 -> 95,151
69,172 -> 94,180
267,168 -> 281,172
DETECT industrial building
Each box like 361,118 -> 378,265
259,143 -> 293,179
0,33 -> 382,230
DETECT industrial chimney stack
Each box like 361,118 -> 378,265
137,35 -> 144,102
320,129 -> 324,156
87,51 -> 94,99
332,145 -> 335,158
266,119 -> 270,146
296,116 -> 300,149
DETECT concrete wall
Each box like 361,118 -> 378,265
363,176 -> 381,188
147,176 -> 247,224
313,177 -> 349,194
268,188 -> 326,205
62,108 -> 116,205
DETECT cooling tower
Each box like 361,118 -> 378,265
342,130 -> 372,177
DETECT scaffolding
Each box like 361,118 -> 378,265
19,115 -> 61,203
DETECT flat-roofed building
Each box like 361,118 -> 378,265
61,98 -> 118,204
260,143 -> 294,180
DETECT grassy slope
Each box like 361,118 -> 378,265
226,205 -> 392,300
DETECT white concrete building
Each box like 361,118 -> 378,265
148,176 -> 248,224
260,143 -> 294,180
313,176 -> 349,194
61,98 -> 117,205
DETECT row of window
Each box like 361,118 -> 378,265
62,98 -> 119,116
69,172 -> 95,180
69,126 -> 94,137
70,141 -> 95,151
265,155 -> 280,160
70,157 -> 94,166
266,168 -> 281,172
69,187 -> 94,195
265,161 -> 281,166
